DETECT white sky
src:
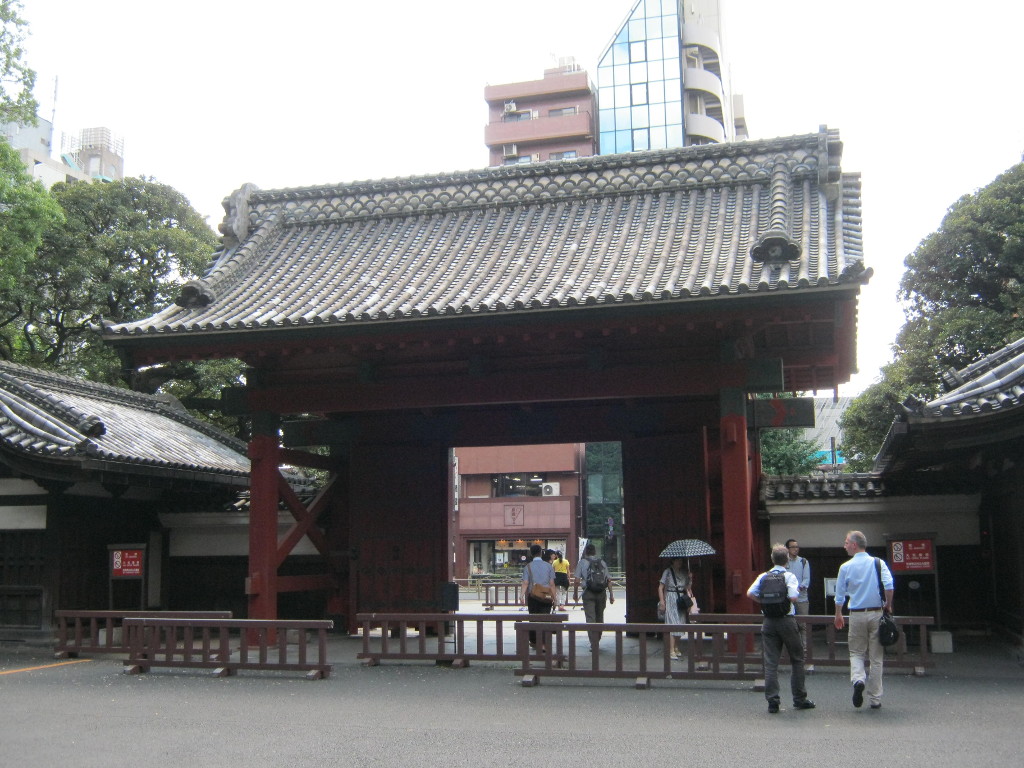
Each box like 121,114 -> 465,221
20,0 -> 1024,395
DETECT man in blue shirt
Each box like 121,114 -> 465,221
748,544 -> 815,714
833,530 -> 894,710
785,538 -> 811,657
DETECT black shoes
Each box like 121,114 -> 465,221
793,700 -> 816,710
768,701 -> 780,714
852,681 -> 865,708
870,703 -> 882,710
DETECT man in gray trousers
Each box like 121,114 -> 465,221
748,544 -> 815,714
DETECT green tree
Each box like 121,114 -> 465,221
753,393 -> 821,475
0,1 -> 37,125
840,162 -> 1024,468
0,138 -> 61,291
1,177 -> 218,381
758,427 -> 820,475
0,136 -> 62,359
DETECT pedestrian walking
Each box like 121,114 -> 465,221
833,530 -> 894,710
748,544 -> 815,714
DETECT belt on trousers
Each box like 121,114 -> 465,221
848,607 -> 882,612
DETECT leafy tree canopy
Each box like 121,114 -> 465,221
758,427 -> 820,475
840,162 -> 1024,469
0,137 -> 61,293
0,177 -> 218,382
0,1 -> 37,125
753,393 -> 822,475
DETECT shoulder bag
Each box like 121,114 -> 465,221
875,558 -> 899,647
528,562 -> 554,604
671,569 -> 694,612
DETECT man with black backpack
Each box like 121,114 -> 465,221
574,542 -> 615,652
747,544 -> 815,714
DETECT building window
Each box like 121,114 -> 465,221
549,150 -> 577,161
548,106 -> 578,117
492,473 -> 546,497
504,110 -> 533,122
503,155 -> 533,165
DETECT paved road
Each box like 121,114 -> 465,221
2,630 -> 1021,767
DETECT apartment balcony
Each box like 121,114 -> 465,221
485,111 -> 594,147
681,22 -> 722,57
683,67 -> 725,103
684,112 -> 726,144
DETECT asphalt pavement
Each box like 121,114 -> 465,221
2,600 -> 1022,767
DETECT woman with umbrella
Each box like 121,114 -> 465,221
657,539 -> 713,659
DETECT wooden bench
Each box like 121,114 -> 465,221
54,610 -> 233,658
122,617 -> 333,680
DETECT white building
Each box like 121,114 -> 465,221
2,118 -> 124,188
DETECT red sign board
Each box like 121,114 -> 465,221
889,539 -> 934,572
111,548 -> 145,579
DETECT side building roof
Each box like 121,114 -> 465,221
0,361 -> 250,488
874,335 -> 1024,475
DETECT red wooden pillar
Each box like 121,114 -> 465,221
247,426 -> 281,621
720,388 -> 754,614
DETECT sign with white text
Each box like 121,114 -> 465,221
110,547 -> 145,579
889,539 -> 934,573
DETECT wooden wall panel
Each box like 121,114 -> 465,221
621,431 -> 713,622
348,443 -> 450,613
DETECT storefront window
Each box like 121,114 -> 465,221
491,473 -> 546,497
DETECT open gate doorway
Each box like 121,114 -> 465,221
452,442 -> 626,583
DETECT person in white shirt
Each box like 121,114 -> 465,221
747,544 -> 815,714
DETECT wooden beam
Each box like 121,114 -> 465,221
225,359 -> 783,415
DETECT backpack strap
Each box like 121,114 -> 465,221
874,557 -> 886,606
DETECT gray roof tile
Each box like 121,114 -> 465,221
105,128 -> 867,339
0,361 -> 250,482
920,336 -> 1024,418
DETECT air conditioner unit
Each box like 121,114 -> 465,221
502,143 -> 517,157
541,482 -> 560,496
503,100 -> 517,113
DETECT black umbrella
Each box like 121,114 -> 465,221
658,539 -> 716,558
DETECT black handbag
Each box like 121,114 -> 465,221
878,611 -> 899,647
875,558 -> 900,647
671,569 -> 693,612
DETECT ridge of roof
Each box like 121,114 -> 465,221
230,129 -> 844,232
921,336 -> 1024,418
762,472 -> 885,500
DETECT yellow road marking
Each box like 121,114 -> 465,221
0,658 -> 92,675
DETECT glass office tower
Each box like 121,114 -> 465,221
597,0 -> 737,154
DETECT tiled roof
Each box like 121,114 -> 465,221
762,473 -> 885,500
104,127 -> 867,340
918,336 -> 1024,418
762,471 -> 975,499
0,361 -> 250,483
873,336 -> 1024,475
